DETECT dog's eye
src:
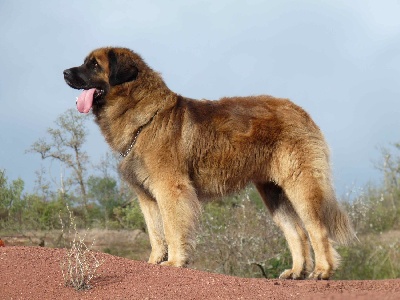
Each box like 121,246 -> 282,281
89,59 -> 99,69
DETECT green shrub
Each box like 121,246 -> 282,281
336,235 -> 400,279
113,200 -> 146,231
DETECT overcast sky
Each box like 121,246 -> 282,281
1,0 -> 400,197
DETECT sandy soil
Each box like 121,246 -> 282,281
1,246 -> 399,300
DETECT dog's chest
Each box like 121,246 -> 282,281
118,155 -> 151,190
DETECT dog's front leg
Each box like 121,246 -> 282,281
134,187 -> 168,264
153,178 -> 201,267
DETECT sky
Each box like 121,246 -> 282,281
1,0 -> 400,197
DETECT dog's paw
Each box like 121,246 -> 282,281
160,260 -> 185,267
148,251 -> 168,265
308,269 -> 332,280
279,269 -> 306,280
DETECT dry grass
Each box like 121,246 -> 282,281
59,206 -> 104,291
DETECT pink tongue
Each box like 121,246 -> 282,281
76,88 -> 96,113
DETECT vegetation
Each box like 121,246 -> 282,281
60,205 -> 103,290
0,109 -> 399,280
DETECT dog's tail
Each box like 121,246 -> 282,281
308,135 -> 356,245
321,185 -> 356,245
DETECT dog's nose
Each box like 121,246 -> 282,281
63,69 -> 72,78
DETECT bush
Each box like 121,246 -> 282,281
113,200 -> 146,231
336,235 -> 400,279
194,189 -> 291,278
60,206 -> 103,290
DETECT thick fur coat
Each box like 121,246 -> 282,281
64,47 -> 355,279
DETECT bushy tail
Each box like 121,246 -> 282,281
323,193 -> 356,245
310,136 -> 356,245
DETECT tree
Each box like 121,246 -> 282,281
95,151 -> 132,197
28,109 -> 90,221
0,170 -> 25,225
87,176 -> 122,227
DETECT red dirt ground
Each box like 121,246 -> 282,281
1,246 -> 399,299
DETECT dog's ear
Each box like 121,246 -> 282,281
108,50 -> 138,86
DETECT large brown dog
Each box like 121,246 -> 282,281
64,47 -> 354,279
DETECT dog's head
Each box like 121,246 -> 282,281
63,47 -> 140,113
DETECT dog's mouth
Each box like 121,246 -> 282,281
94,89 -> 105,100
76,88 -> 105,114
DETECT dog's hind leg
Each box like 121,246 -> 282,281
255,182 -> 313,279
152,177 -> 202,267
282,174 -> 341,280
134,186 -> 168,264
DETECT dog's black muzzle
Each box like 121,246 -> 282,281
63,67 -> 90,90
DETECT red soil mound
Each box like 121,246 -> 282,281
1,246 -> 399,299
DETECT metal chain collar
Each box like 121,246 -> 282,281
119,126 -> 143,158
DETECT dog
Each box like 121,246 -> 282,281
64,47 -> 354,279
